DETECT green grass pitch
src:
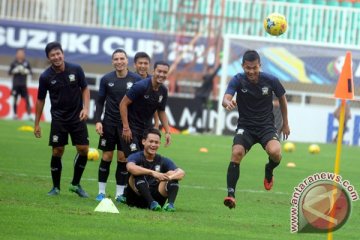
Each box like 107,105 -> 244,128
0,119 -> 359,240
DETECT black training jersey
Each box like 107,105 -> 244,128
126,77 -> 168,132
127,151 -> 177,188
8,60 -> 32,87
96,71 -> 141,125
37,62 -> 87,122
225,72 -> 285,128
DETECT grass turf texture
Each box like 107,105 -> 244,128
0,119 -> 359,240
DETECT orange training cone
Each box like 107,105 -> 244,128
334,52 -> 354,100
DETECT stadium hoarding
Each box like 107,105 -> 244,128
1,79 -> 360,145
0,19 -> 215,72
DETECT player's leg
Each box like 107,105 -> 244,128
69,121 -> 89,198
130,175 -> 161,211
224,129 -> 254,209
125,175 -> 148,209
20,86 -> 32,118
115,150 -> 127,203
261,128 -> 282,191
12,87 -> 19,119
47,120 -> 67,195
96,123 -> 116,201
158,177 -> 179,212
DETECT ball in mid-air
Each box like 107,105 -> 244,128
308,144 -> 321,154
88,148 -> 100,161
284,142 -> 295,152
264,13 -> 287,36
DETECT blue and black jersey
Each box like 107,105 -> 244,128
126,78 -> 168,133
37,62 -> 87,122
225,72 -> 285,129
8,59 -> 32,87
127,151 -> 177,188
95,71 -> 141,125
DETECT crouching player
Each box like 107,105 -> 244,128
125,128 -> 185,211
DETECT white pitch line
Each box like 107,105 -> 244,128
3,171 -> 290,196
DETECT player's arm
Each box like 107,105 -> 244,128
278,94 -> 290,140
153,111 -> 160,129
165,168 -> 185,181
119,95 -> 133,142
127,162 -> 170,181
222,77 -> 237,110
80,86 -> 90,121
158,110 -> 171,146
34,99 -> 45,138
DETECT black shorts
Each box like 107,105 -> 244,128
49,120 -> 89,147
12,85 -> 28,98
124,183 -> 167,209
233,125 -> 280,152
98,123 -> 140,157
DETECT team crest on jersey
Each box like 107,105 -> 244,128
241,88 -> 248,93
51,80 -> 57,85
69,74 -> 75,82
155,165 -> 161,172
101,139 -> 106,146
236,129 -> 244,135
262,87 -> 269,95
144,95 -> 149,99
126,82 -> 133,89
108,82 -> 114,87
52,135 -> 59,143
130,143 -> 137,151
158,95 -> 163,103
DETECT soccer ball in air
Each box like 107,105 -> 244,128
283,142 -> 295,152
88,148 -> 100,161
263,13 -> 287,36
308,144 -> 321,154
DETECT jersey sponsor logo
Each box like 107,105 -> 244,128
241,88 -> 248,93
144,95 -> 149,99
126,82 -> 133,89
262,87 -> 269,95
52,135 -> 59,143
68,74 -> 75,82
236,128 -> 244,135
101,139 -> 106,146
155,165 -> 161,172
158,95 -> 163,103
51,80 -> 56,85
108,82 -> 114,87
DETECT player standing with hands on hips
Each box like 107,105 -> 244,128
222,50 -> 290,209
34,42 -> 90,198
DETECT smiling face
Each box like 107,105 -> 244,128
48,48 -> 65,71
142,133 -> 161,157
112,52 -> 128,73
153,64 -> 169,85
135,57 -> 150,78
242,59 -> 261,83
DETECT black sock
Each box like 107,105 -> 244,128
50,156 -> 62,189
98,159 -> 111,183
265,157 -> 280,181
135,176 -> 154,206
227,162 -> 240,198
116,162 -> 128,185
166,180 -> 179,204
71,154 -> 88,186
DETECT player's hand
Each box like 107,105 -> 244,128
79,108 -> 88,121
95,122 -> 103,136
164,132 -> 171,147
152,171 -> 170,181
34,125 -> 41,138
122,128 -> 132,143
281,124 -> 290,140
225,99 -> 237,111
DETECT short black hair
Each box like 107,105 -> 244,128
112,49 -> 127,59
142,128 -> 162,140
134,52 -> 151,63
242,50 -> 261,64
45,42 -> 63,57
154,60 -> 170,70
